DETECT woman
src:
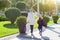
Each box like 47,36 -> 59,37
27,8 -> 36,35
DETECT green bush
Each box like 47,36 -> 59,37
5,8 -> 21,24
16,16 -> 26,34
0,14 -> 8,21
52,15 -> 59,23
0,0 -> 11,10
43,16 -> 50,24
16,16 -> 26,27
16,1 -> 27,11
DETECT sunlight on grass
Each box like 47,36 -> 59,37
34,15 -> 38,28
0,21 -> 19,38
48,20 -> 54,25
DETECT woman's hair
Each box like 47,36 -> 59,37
30,8 -> 36,12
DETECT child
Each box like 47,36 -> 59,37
37,16 -> 44,36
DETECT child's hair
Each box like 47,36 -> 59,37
39,15 -> 43,20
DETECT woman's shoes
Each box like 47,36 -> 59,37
31,33 -> 33,36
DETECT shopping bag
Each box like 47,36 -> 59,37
26,23 -> 30,33
42,26 -> 46,32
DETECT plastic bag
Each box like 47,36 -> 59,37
26,23 -> 30,33
42,26 -> 46,32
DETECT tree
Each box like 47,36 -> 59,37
47,1 -> 56,12
9,0 -> 25,7
0,0 -> 11,10
33,0 -> 56,16
57,4 -> 60,12
25,0 -> 36,9
5,8 -> 21,24
16,2 -> 27,11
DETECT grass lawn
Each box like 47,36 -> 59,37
0,21 -> 19,38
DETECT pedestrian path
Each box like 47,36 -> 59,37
43,24 -> 60,40
10,23 -> 60,40
0,23 -> 60,40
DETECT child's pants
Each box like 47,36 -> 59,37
38,28 -> 42,33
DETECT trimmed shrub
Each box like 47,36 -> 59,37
16,16 -> 26,34
52,15 -> 59,23
16,16 -> 26,27
0,14 -> 8,21
16,2 -> 28,17
16,2 -> 27,11
5,8 -> 20,24
0,0 -> 11,10
43,16 -> 50,27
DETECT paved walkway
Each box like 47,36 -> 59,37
45,23 -> 60,40
0,23 -> 60,40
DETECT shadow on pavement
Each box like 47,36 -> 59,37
47,26 -> 60,34
17,34 -> 41,40
47,26 -> 55,29
58,35 -> 60,37
42,36 -> 50,40
57,23 -> 60,25
47,24 -> 60,38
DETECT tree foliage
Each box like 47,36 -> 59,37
16,2 -> 27,11
9,0 -> 25,7
5,8 -> 21,24
0,0 -> 11,10
33,0 -> 55,16
57,4 -> 60,12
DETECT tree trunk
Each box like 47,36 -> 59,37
43,12 -> 45,16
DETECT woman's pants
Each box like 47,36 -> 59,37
30,25 -> 34,33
